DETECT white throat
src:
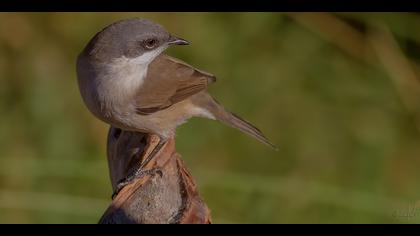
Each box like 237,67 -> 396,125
95,48 -> 166,114
130,49 -> 162,66
106,48 -> 165,93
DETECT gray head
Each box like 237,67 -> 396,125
82,18 -> 189,63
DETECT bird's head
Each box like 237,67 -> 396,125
82,18 -> 189,65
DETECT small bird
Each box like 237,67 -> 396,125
76,18 -> 276,195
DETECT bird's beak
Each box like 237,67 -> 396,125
168,35 -> 190,46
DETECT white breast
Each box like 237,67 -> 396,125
104,48 -> 166,94
106,56 -> 148,91
93,48 -> 166,123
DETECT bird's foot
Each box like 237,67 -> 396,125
111,134 -> 166,199
112,167 -> 163,199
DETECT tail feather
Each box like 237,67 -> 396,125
193,92 -> 277,150
221,111 -> 278,150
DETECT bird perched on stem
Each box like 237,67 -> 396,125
76,18 -> 276,197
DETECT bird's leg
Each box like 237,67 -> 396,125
136,135 -> 166,174
112,135 -> 166,199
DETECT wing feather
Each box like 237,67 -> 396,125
135,54 -> 216,115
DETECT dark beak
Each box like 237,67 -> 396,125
168,35 -> 190,46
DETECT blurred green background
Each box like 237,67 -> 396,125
1,12 -> 420,223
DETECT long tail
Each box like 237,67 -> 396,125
195,93 -> 278,150
217,110 -> 278,150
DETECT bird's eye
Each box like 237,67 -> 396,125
143,39 -> 157,50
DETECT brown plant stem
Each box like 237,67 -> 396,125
99,126 -> 211,224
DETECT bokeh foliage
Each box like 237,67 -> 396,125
1,13 -> 420,223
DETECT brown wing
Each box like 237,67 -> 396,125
135,54 -> 216,115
